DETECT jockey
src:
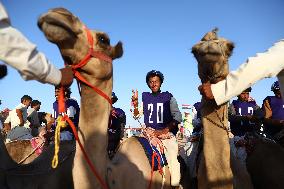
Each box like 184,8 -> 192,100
107,92 -> 126,158
133,70 -> 182,186
52,86 -> 80,141
191,101 -> 202,141
262,81 -> 284,140
228,87 -> 262,136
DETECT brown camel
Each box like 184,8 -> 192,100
0,132 -> 75,189
4,113 -> 54,164
5,139 -> 42,164
38,7 -> 176,189
192,28 -> 253,189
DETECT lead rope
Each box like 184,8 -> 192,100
51,26 -> 112,189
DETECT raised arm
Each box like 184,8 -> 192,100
0,3 -> 73,86
199,39 -> 284,105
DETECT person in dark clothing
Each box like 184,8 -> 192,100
52,86 -> 80,140
262,81 -> 284,145
107,92 -> 126,158
229,87 -> 262,136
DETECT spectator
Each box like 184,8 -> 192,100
6,95 -> 33,142
27,100 -> 41,136
107,92 -> 126,158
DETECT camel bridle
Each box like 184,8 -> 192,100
70,26 -> 113,104
56,26 -> 112,189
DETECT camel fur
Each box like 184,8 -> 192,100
192,28 -> 236,189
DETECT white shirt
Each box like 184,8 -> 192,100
212,39 -> 284,105
0,2 -> 61,85
9,103 -> 28,129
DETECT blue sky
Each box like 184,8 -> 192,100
1,0 -> 284,127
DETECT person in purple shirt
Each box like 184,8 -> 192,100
228,87 -> 262,136
190,101 -> 202,141
52,86 -> 80,141
107,92 -> 126,158
262,81 -> 284,143
136,70 -> 182,186
142,70 -> 182,135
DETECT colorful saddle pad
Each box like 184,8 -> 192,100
136,136 -> 168,171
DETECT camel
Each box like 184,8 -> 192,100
190,29 -> 284,189
0,132 -> 75,189
191,28 -> 253,189
3,113 -> 54,164
38,7 -> 179,189
5,139 -> 43,164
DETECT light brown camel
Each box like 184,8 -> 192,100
192,28 -> 252,189
4,113 -> 54,164
38,7 -> 176,189
5,139 -> 42,164
0,132 -> 75,189
191,29 -> 284,189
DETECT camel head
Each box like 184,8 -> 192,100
192,28 -> 234,83
38,7 -> 123,83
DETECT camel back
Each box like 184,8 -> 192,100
0,133 -> 75,189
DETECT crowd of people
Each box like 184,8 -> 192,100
1,2 -> 284,187
0,86 -> 80,143
182,81 -> 284,147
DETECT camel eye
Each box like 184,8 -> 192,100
98,35 -> 110,45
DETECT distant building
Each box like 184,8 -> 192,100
124,126 -> 142,138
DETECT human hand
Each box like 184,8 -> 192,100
0,64 -> 7,79
60,67 -> 74,87
131,89 -> 139,117
198,83 -> 214,100
153,128 -> 169,138
111,109 -> 117,118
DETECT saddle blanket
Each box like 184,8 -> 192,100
136,136 -> 168,171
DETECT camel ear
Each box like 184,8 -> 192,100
226,42 -> 235,57
111,41 -> 123,59
0,64 -> 7,79
191,45 -> 199,60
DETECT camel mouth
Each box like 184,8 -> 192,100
38,15 -> 78,38
37,8 -> 83,43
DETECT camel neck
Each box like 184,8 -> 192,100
74,83 -> 111,188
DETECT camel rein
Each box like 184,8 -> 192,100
55,26 -> 112,189
18,139 -> 45,164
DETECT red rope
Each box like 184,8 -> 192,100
63,115 -> 109,189
56,26 -> 114,189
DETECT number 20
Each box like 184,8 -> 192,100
148,103 -> 164,123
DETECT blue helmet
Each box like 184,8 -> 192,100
146,70 -> 164,84
112,92 -> 118,104
271,81 -> 280,91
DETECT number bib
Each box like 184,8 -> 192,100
142,91 -> 173,130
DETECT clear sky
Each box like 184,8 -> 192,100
1,0 -> 284,127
